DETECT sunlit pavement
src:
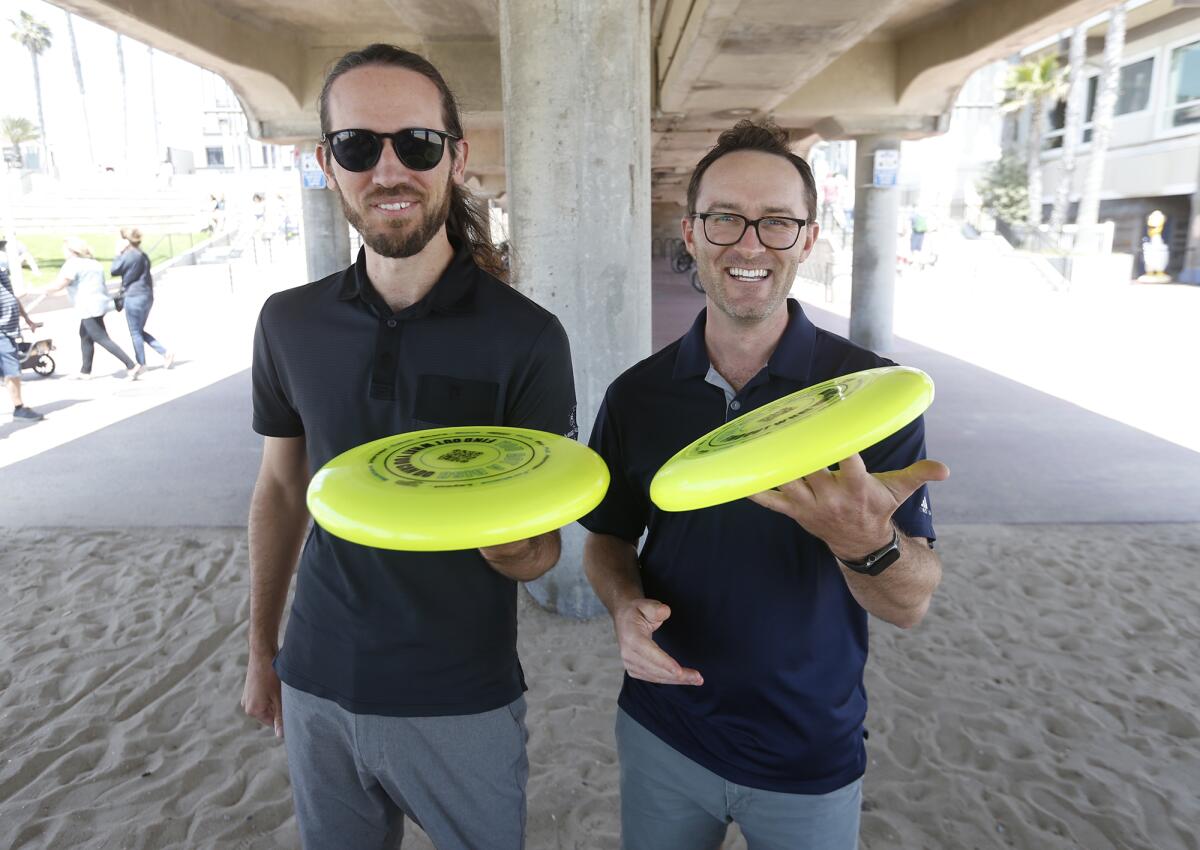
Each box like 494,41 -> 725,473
792,230 -> 1200,455
1,238 -> 306,469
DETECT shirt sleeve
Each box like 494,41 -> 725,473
251,304 -> 304,437
504,315 -> 578,439
110,252 -> 128,278
860,414 -> 936,542
577,389 -> 648,544
59,257 -> 78,282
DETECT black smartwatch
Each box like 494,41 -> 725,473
835,528 -> 901,576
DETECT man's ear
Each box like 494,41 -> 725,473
315,141 -> 338,191
450,138 -> 469,186
681,215 -> 697,257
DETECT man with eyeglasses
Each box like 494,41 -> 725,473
241,44 -> 576,850
581,121 -> 948,849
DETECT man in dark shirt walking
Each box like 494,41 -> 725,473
240,45 -> 576,850
581,121 -> 949,850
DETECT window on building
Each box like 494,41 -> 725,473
1169,40 -> 1200,126
1044,80 -> 1094,150
1044,57 -> 1153,150
206,146 -> 225,167
1116,57 -> 1153,116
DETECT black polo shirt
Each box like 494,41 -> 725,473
252,244 -> 576,716
580,299 -> 936,794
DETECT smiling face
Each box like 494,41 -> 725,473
317,64 -> 466,259
683,149 -> 818,324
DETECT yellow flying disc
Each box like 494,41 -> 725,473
307,426 -> 610,551
649,366 -> 934,512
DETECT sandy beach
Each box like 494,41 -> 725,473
2,523 -> 1197,849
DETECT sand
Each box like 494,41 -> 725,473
2,524 -> 1198,849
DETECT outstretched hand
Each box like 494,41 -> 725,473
747,454 -> 948,561
614,599 -> 703,687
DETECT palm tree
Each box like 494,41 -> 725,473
64,10 -> 95,168
1049,25 -> 1088,237
1076,2 -> 1128,229
116,33 -> 129,161
8,11 -> 52,173
1,116 -> 40,168
1002,54 -> 1067,229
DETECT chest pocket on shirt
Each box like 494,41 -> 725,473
414,374 -> 500,426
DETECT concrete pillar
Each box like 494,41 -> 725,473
500,0 -> 652,618
849,135 -> 901,352
300,143 -> 351,282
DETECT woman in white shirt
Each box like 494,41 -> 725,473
46,237 -> 138,379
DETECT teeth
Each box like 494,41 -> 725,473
379,202 -> 413,210
728,267 -> 768,280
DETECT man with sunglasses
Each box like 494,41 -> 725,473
580,121 -> 949,849
242,45 -> 576,850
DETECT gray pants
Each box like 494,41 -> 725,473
281,683 -> 529,850
616,709 -> 862,850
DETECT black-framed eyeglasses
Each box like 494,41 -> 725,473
691,211 -> 808,250
321,127 -> 461,173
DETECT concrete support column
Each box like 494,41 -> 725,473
300,143 -> 351,282
849,135 -> 901,352
500,0 -> 652,618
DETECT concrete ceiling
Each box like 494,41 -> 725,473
53,0 -> 1119,204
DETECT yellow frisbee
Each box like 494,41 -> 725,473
649,366 -> 934,512
307,426 -> 610,551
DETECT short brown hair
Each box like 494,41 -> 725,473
686,121 -> 818,220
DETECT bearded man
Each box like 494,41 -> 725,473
240,44 -> 576,850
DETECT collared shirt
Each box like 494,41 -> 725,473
252,243 -> 576,716
61,256 -> 110,319
580,299 -> 935,794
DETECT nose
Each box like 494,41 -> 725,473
371,138 -> 413,187
732,221 -> 767,256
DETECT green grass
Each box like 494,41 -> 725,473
19,231 -> 210,289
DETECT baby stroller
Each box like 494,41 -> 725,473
18,337 -> 56,377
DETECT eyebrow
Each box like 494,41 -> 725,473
704,201 -> 804,217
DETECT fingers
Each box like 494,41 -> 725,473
242,662 -> 285,736
747,477 -> 815,516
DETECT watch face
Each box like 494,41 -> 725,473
843,531 -> 901,575
866,546 -> 902,575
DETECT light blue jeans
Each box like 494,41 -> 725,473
122,291 -> 167,365
616,709 -> 862,850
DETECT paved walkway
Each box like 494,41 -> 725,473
3,241 -> 1199,528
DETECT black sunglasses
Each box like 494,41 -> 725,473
321,127 -> 461,173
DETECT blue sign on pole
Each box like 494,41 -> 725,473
872,149 -> 899,187
301,151 -> 327,190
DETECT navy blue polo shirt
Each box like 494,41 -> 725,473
580,299 -> 936,793
252,244 -> 576,716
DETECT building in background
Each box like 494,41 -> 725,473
1018,0 -> 1200,275
195,71 -> 288,174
